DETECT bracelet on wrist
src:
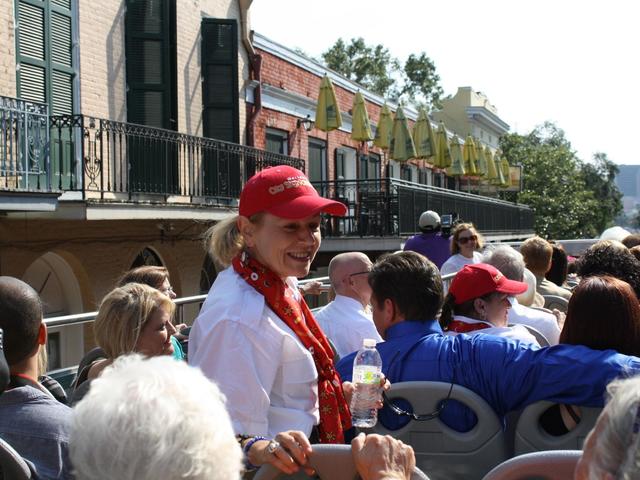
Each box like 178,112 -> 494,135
243,435 -> 268,471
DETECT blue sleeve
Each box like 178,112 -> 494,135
337,352 -> 356,382
457,336 -> 640,416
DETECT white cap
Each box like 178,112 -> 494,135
363,338 -> 377,348
418,210 -> 440,229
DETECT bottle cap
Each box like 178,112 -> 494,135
363,338 -> 377,348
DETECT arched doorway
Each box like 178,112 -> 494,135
22,252 -> 85,370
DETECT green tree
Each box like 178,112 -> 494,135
321,38 -> 442,109
580,152 -> 623,234
500,123 -> 602,239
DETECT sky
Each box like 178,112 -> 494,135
251,0 -> 640,165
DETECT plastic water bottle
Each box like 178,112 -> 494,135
350,338 -> 383,428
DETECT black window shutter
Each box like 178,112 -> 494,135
125,0 -> 177,130
201,19 -> 238,143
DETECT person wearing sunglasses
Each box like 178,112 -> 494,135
439,263 -> 540,345
336,251 -> 640,433
440,223 -> 484,276
314,252 -> 382,359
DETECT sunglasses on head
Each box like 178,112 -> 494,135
457,234 -> 478,245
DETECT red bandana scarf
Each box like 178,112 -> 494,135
447,319 -> 492,334
233,252 -> 352,443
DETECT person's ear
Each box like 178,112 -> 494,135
37,323 -> 47,345
473,298 -> 486,318
237,216 -> 257,248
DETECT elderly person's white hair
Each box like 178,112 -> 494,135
70,354 -> 242,480
575,376 -> 640,480
482,245 -> 525,281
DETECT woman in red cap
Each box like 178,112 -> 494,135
188,166 -> 352,474
439,263 -> 540,345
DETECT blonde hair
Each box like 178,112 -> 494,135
94,283 -> 175,358
520,236 -> 553,274
451,223 -> 484,255
204,214 -> 263,268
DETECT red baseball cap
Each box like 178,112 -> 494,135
449,263 -> 528,305
239,166 -> 347,219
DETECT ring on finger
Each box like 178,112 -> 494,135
267,440 -> 280,455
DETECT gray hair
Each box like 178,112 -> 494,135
577,376 -> 640,480
70,354 -> 242,480
482,245 -> 525,281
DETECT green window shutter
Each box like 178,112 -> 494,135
15,0 -> 75,114
125,0 -> 177,130
201,19 -> 238,143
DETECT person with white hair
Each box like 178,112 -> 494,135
483,245 -> 561,345
70,354 -> 244,480
575,375 -> 640,479
70,355 -> 417,480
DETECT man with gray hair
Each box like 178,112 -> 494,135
483,246 -> 561,344
314,252 -> 382,357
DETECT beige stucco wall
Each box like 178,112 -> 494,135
77,0 -> 248,139
0,0 -> 17,98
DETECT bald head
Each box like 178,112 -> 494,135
0,277 -> 43,365
328,252 -> 373,306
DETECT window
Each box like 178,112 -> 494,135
125,0 -> 177,130
131,247 -> 163,268
418,168 -> 430,185
15,0 -> 76,114
308,138 -> 327,182
266,128 -> 288,155
202,18 -> 239,143
400,165 -> 412,182
46,331 -> 61,370
360,153 -> 380,180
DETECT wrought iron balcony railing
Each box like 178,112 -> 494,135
0,95 -> 51,192
48,115 -> 305,203
313,178 -> 534,238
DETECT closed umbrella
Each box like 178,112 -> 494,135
485,146 -> 500,184
475,140 -> 488,177
500,154 -> 511,187
315,75 -> 342,132
434,121 -> 452,168
374,103 -> 393,150
413,109 -> 436,161
351,91 -> 373,141
389,106 -> 416,162
463,135 -> 478,176
447,135 -> 465,176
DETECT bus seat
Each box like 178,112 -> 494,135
365,381 -> 509,480
0,437 -> 34,480
517,324 -> 550,347
514,401 -> 601,455
542,295 -> 568,313
482,449 -> 582,480
253,443 -> 429,480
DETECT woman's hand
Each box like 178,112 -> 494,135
247,430 -> 314,475
343,375 -> 390,410
351,433 -> 415,480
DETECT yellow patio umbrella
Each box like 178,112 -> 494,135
351,91 -> 373,141
500,153 -> 511,187
485,146 -> 501,184
434,121 -> 452,168
447,135 -> 465,176
412,109 -> 436,161
373,103 -> 393,150
475,140 -> 488,177
463,135 -> 478,176
492,150 -> 507,186
389,106 -> 416,162
315,75 -> 342,132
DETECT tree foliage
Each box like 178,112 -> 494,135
500,122 -> 622,239
321,38 -> 443,109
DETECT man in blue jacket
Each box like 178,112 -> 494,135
337,251 -> 640,432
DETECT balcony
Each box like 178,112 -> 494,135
0,96 -> 59,211
1,94 -> 305,214
313,178 -> 534,239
